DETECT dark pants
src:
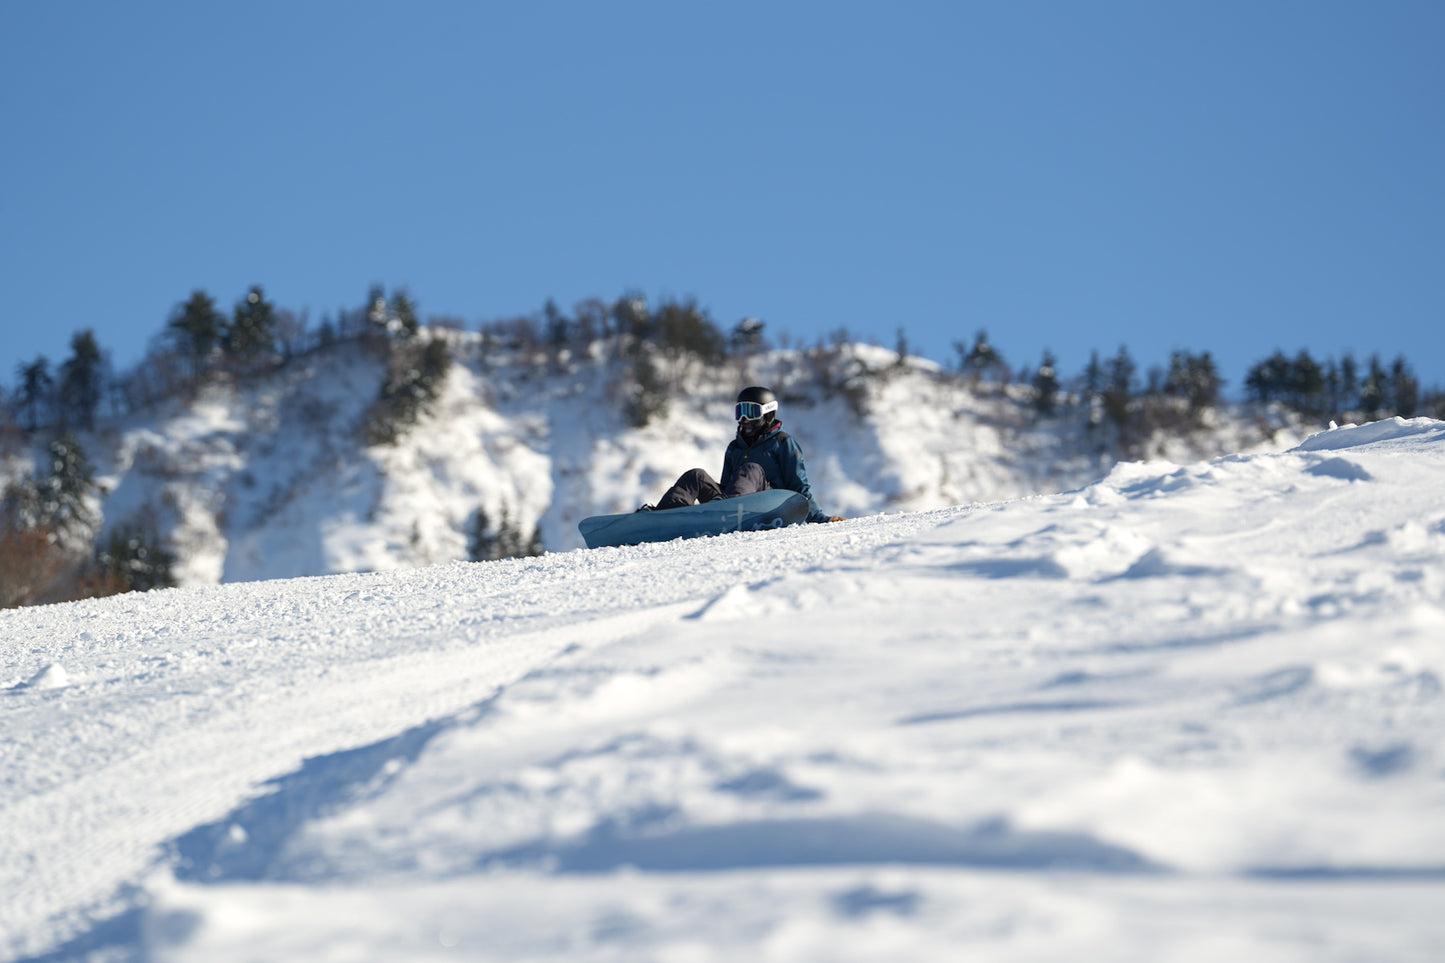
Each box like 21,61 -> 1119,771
657,463 -> 770,510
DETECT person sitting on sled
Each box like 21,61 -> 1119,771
645,386 -> 845,523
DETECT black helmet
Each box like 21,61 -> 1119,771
734,386 -> 778,425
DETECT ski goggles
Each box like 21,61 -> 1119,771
735,400 -> 778,422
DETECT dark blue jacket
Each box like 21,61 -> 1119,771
721,422 -> 831,523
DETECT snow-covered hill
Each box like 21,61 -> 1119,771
3,418 -> 1443,961
17,333 -> 1310,589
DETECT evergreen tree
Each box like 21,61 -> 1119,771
97,519 -> 177,593
1031,350 -> 1060,416
1289,350 -> 1325,415
468,507 -> 543,561
364,337 -> 454,445
362,286 -> 420,341
629,350 -> 668,427
1102,346 -> 1136,428
1323,360 -> 1344,416
958,330 -> 1002,381
1340,354 -> 1359,408
1359,355 -> 1387,418
1245,350 -> 1290,405
59,330 -> 105,429
1391,356 -> 1419,418
16,357 -> 53,432
421,338 -> 451,385
573,298 -> 609,348
1165,351 -> 1221,413
33,432 -> 99,548
392,290 -> 420,339
224,286 -> 278,365
1188,352 -> 1222,412
168,290 -> 226,381
1163,352 -> 1189,399
656,299 -> 726,367
1083,350 -> 1104,403
613,294 -> 652,348
1422,387 -> 1445,421
366,285 -> 390,336
467,508 -> 494,561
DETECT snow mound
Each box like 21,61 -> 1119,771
1296,416 -> 1445,452
25,662 -> 70,690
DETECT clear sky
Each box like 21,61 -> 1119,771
4,0 -> 1442,396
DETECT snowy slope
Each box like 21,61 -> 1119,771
2,418 -> 1443,961
49,335 -> 1309,588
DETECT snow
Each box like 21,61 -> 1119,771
3,418 -> 1444,961
63,338 -> 1309,589
23,663 -> 69,691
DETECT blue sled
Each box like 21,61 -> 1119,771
579,489 -> 810,549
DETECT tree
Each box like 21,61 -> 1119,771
392,291 -> 420,339
1323,359 -> 1344,416
35,432 -> 99,547
1245,350 -> 1290,405
544,298 -> 571,364
1102,346 -> 1136,429
1082,351 -> 1104,401
59,330 -> 105,430
1289,350 -> 1325,415
364,337 -> 454,445
0,469 -> 73,607
656,299 -> 726,367
468,506 -> 543,561
1391,356 -> 1419,418
1164,351 -> 1221,413
16,357 -> 53,432
97,518 -> 177,593
957,330 -> 1003,382
1340,354 -> 1359,408
366,285 -> 389,337
628,350 -> 668,428
1422,387 -> 1445,421
1031,350 -> 1060,416
1163,352 -> 1189,400
1,432 -> 100,572
223,285 -> 278,365
573,298 -> 609,351
613,293 -> 653,348
1189,352 -> 1222,412
1359,355 -> 1387,418
168,290 -> 225,381
366,287 -> 420,341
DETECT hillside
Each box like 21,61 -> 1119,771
3,330 -> 1310,592
2,417 -> 1442,961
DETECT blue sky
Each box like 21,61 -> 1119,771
4,1 -> 1442,396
